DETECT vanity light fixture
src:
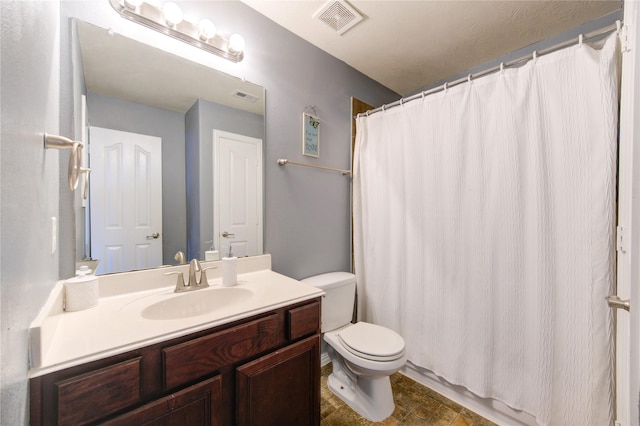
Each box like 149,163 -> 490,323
161,1 -> 183,27
198,18 -> 216,41
123,0 -> 143,10
228,33 -> 246,54
108,0 -> 245,62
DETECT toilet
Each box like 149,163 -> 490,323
302,272 -> 406,422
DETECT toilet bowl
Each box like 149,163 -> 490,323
301,272 -> 406,422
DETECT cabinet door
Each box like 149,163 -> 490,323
236,335 -> 320,426
103,376 -> 223,426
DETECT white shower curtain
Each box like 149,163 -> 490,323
353,35 -> 619,426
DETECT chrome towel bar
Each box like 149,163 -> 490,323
277,158 -> 351,176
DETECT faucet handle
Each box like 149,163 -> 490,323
164,271 -> 189,293
197,266 -> 217,288
188,258 -> 202,286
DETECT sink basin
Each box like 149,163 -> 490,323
141,287 -> 253,320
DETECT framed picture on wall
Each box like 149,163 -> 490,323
302,113 -> 320,157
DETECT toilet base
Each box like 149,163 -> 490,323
327,370 -> 395,422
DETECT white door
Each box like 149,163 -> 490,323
89,127 -> 163,274
213,130 -> 263,258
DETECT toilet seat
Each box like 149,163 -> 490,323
337,322 -> 405,362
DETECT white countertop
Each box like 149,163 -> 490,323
29,255 -> 323,378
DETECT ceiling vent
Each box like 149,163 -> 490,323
232,90 -> 259,103
313,0 -> 364,36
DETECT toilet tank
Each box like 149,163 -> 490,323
301,272 -> 356,333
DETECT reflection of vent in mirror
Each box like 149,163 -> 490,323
232,90 -> 259,103
314,0 -> 363,35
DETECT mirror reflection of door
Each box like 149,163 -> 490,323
89,127 -> 163,274
213,130 -> 263,258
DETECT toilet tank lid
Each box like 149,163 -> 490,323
301,272 -> 355,289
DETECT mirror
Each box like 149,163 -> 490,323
73,19 -> 265,275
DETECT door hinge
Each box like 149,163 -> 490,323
617,225 -> 627,253
620,24 -> 631,53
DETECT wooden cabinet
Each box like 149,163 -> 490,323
104,376 -> 223,426
237,336 -> 320,426
30,298 -> 321,426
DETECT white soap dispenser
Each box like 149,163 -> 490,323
222,246 -> 237,287
64,265 -> 99,312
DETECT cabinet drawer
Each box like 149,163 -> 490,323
163,314 -> 279,390
55,357 -> 141,425
287,301 -> 320,340
103,376 -> 223,426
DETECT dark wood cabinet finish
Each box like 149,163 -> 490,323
103,376 -> 223,426
237,336 -> 321,426
55,357 -> 142,425
287,301 -> 321,340
163,314 -> 278,391
30,297 -> 321,425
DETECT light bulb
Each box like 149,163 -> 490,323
162,2 -> 183,26
124,0 -> 143,9
229,33 -> 245,53
198,19 -> 216,41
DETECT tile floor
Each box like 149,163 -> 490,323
320,363 -> 497,426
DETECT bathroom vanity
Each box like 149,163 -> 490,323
28,255 -> 323,425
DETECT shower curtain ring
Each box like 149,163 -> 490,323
578,34 -> 583,47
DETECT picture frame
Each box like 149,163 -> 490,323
302,112 -> 320,157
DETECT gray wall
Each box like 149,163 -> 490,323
86,92 -> 187,266
177,1 -> 400,279
0,1 -> 61,424
58,0 -> 399,282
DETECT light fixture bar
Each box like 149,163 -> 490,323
108,0 -> 244,62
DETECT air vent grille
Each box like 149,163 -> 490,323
313,0 -> 363,35
232,90 -> 259,103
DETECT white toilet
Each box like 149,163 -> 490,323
302,272 -> 406,422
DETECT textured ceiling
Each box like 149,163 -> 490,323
242,0 -> 621,95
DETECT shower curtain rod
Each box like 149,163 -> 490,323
357,20 -> 622,119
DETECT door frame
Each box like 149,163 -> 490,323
212,129 -> 263,258
616,2 -> 640,424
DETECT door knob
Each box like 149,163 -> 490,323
146,232 -> 160,240
222,231 -> 235,238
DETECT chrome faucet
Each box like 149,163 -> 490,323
174,250 -> 186,265
164,258 -> 216,293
